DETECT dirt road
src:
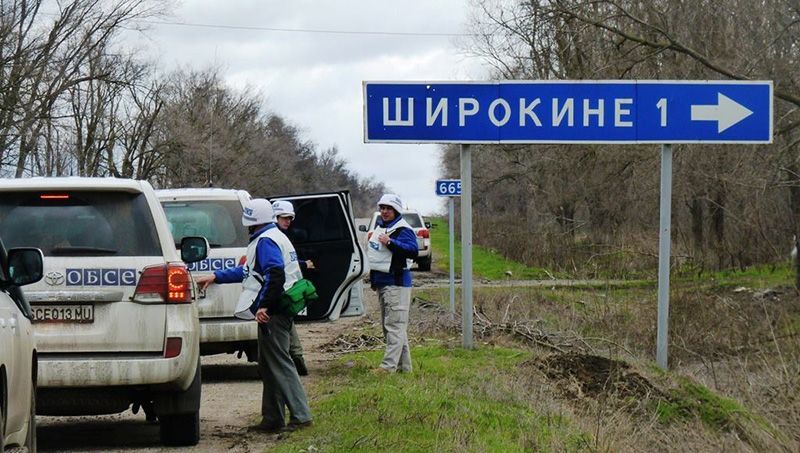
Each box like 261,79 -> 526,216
36,295 -> 372,452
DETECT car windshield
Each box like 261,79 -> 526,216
161,200 -> 249,248
0,191 -> 162,257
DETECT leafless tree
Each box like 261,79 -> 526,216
0,0 -> 168,176
456,0 -> 800,274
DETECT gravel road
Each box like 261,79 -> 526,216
36,294 -> 371,452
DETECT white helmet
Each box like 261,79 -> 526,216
377,193 -> 403,214
242,198 -> 274,226
272,200 -> 295,219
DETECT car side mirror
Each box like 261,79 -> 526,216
181,236 -> 209,263
424,221 -> 432,229
358,225 -> 367,232
7,248 -> 44,286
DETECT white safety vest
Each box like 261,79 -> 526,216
366,218 -> 413,273
234,226 -> 303,320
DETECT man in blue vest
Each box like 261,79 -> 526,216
196,198 -> 312,433
366,194 -> 418,374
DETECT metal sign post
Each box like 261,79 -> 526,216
448,197 -> 455,313
460,146 -> 473,349
364,79 -> 773,366
656,144 -> 673,369
435,179 -> 462,314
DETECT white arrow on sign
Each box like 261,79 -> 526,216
690,93 -> 753,133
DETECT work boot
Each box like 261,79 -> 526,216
285,420 -> 313,432
248,420 -> 285,433
292,355 -> 309,376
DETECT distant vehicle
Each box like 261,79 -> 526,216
0,177 -> 209,446
362,210 -> 432,271
157,188 -> 367,361
0,242 -> 43,452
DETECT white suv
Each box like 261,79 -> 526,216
0,177 -> 209,446
364,210 -> 432,271
157,188 -> 366,361
0,243 -> 43,452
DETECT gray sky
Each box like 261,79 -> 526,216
130,0 -> 486,215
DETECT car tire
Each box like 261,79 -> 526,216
244,343 -> 259,363
417,255 -> 432,272
25,379 -> 36,453
159,411 -> 200,446
157,361 -> 201,446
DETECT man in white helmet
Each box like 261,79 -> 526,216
366,194 -> 418,374
196,198 -> 312,433
272,199 -> 311,376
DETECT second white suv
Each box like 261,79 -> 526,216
157,188 -> 367,361
0,177 -> 208,446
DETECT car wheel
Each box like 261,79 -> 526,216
25,380 -> 36,453
157,361 -> 201,446
417,255 -> 432,272
159,411 -> 200,446
244,343 -> 259,363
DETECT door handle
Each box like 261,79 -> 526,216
8,318 -> 16,329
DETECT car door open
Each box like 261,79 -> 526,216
272,191 -> 366,321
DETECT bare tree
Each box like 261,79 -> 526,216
457,0 -> 800,274
0,0 -> 168,176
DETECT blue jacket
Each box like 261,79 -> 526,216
369,215 -> 418,288
214,224 -> 286,312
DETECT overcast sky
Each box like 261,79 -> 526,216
127,0 -> 487,215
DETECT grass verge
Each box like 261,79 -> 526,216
428,217 -> 557,280
273,345 -> 590,452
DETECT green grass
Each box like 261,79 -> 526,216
703,264 -> 794,289
273,345 -> 590,452
656,378 -> 750,428
429,214 -> 795,290
428,217 -> 558,280
653,377 -> 783,442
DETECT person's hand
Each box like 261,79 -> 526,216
378,233 -> 391,246
305,260 -> 315,270
256,308 -> 270,324
195,274 -> 216,291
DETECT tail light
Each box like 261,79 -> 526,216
238,255 -> 247,266
417,229 -> 429,239
367,232 -> 373,240
133,263 -> 192,304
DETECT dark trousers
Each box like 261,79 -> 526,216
257,313 -> 312,426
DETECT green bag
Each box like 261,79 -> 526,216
279,278 -> 319,316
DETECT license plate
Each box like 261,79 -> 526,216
32,304 -> 94,323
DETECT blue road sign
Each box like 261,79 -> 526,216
363,81 -> 773,144
436,179 -> 461,197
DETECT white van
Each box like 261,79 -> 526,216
0,177 -> 209,446
157,188 -> 366,361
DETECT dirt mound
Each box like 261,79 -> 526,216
534,353 -> 665,400
320,333 -> 384,353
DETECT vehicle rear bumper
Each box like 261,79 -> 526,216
199,316 -> 257,344
38,351 -> 195,388
37,304 -> 199,390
